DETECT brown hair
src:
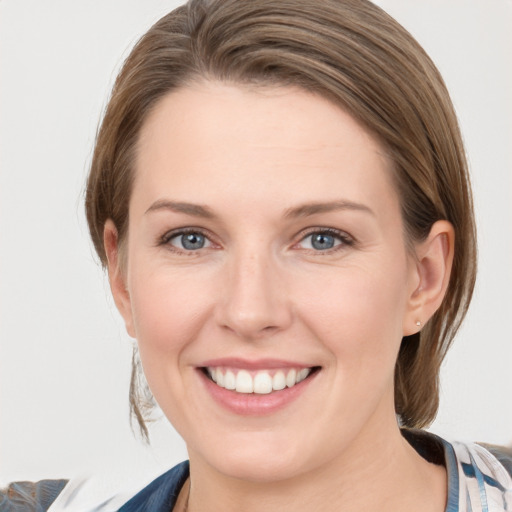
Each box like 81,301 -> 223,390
85,0 -> 476,437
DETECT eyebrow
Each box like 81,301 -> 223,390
284,200 -> 375,218
145,200 -> 216,218
145,198 -> 374,219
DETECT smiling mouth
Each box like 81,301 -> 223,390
202,366 -> 321,394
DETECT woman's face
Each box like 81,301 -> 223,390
111,82 -> 422,482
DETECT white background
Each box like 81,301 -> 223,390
1,0 -> 511,485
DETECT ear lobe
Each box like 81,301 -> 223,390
403,220 -> 455,336
104,220 -> 136,338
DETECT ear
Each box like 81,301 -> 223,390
104,219 -> 136,338
403,220 -> 455,336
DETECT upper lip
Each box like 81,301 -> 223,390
198,357 -> 316,370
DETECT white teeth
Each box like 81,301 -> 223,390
272,371 -> 286,391
207,367 -> 314,394
286,369 -> 297,388
253,372 -> 273,394
235,370 -> 253,393
296,368 -> 310,383
224,370 -> 236,390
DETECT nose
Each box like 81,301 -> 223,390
215,249 -> 293,340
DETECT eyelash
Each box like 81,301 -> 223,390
158,227 -> 355,254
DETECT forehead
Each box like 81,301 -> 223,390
133,81 -> 398,219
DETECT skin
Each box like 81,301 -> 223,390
105,82 -> 453,512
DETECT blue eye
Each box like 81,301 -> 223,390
310,233 -> 337,250
181,233 -> 206,250
168,231 -> 211,251
298,230 -> 349,251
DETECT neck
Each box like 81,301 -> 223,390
185,419 -> 446,512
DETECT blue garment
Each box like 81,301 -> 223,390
117,461 -> 189,512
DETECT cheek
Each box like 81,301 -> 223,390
127,263 -> 216,360
126,265 -> 218,427
297,259 -> 409,371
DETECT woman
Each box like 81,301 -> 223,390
2,0 -> 511,510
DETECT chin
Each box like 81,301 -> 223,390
190,429 -> 322,484
215,452 -> 308,484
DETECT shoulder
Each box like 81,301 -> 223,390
402,429 -> 512,511
450,439 -> 512,482
50,462 -> 188,512
0,479 -> 67,511
478,443 -> 512,478
0,462 -> 189,512
445,438 -> 512,511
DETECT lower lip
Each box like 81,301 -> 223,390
198,369 -> 319,415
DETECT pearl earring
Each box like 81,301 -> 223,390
416,321 -> 421,327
